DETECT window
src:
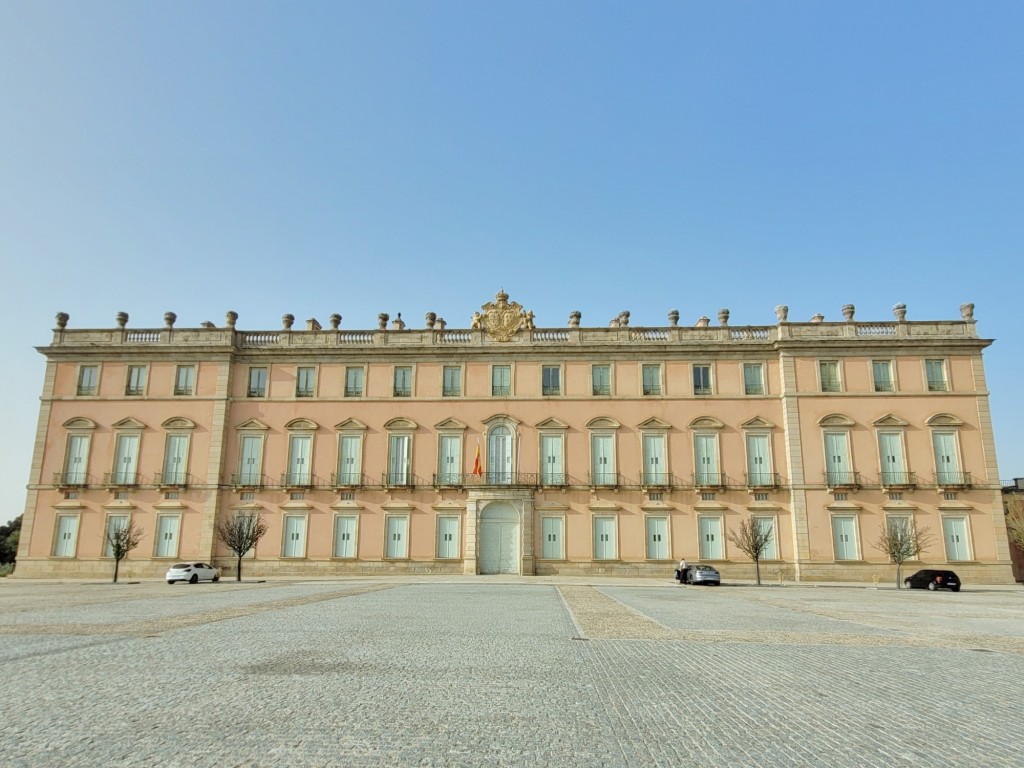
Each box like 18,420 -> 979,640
488,425 -> 514,484
926,360 -> 948,392
125,365 -> 147,396
642,433 -> 667,486
642,364 -> 662,396
824,431 -> 855,486
694,434 -> 721,486
645,516 -> 669,560
77,365 -> 99,396
752,517 -> 778,560
942,517 -> 970,561
442,366 -> 461,397
282,515 -> 307,558
590,434 -> 617,486
886,516 -> 916,561
540,433 -> 565,485
819,361 -> 841,392
743,363 -> 765,395
63,434 -> 91,485
161,434 -> 190,486
393,366 -> 412,397
745,434 -> 773,487
111,433 -> 140,486
286,434 -> 313,486
437,434 -> 463,485
436,516 -> 460,559
593,516 -> 617,560
592,364 -> 611,396
247,367 -> 268,397
542,366 -> 561,396
345,367 -> 364,397
53,515 -> 79,557
872,360 -> 894,392
541,517 -> 564,560
333,516 -> 357,558
831,516 -> 858,560
337,434 -> 363,486
878,431 -> 909,486
388,434 -> 411,485
174,365 -> 195,396
296,367 -> 315,398
238,434 -> 264,486
102,515 -> 130,558
932,431 -> 964,485
692,364 -> 712,396
491,365 -> 511,397
155,515 -> 180,558
385,515 -> 408,558
699,516 -> 723,560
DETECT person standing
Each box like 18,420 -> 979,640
676,558 -> 688,584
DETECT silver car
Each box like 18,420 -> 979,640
685,564 -> 721,586
166,562 -> 220,584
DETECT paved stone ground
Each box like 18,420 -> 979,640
1,577 -> 1021,767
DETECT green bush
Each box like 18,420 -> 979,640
0,564 -> 14,578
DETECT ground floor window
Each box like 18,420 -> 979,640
333,515 -> 357,558
436,516 -> 460,559
645,516 -> 669,560
53,514 -> 79,557
593,516 -> 617,560
942,516 -> 971,561
282,515 -> 307,558
386,515 -> 409,559
831,515 -> 858,560
698,516 -> 723,560
541,516 -> 564,560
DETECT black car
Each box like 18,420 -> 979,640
904,569 -> 961,592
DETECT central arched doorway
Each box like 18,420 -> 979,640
479,502 -> 520,574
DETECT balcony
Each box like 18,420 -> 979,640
640,472 -> 676,490
448,472 -> 541,488
539,472 -> 568,488
825,471 -> 861,490
592,385 -> 611,396
382,472 -> 426,489
693,472 -> 727,490
104,471 -> 140,488
880,471 -> 917,490
745,472 -> 780,490
442,387 -> 461,397
230,473 -> 267,490
393,387 -> 412,398
154,471 -> 190,489
935,471 -> 972,490
588,472 -> 621,489
53,471 -> 90,488
281,473 -> 320,490
331,472 -> 368,490
344,387 -> 363,397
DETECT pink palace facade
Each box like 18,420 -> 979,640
16,292 -> 1015,583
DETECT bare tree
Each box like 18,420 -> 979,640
873,518 -> 933,588
215,512 -> 269,582
727,517 -> 774,585
106,520 -> 143,583
1005,494 -> 1024,552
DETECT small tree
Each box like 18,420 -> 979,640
727,517 -> 774,585
873,517 -> 933,588
215,512 -> 268,581
106,520 -> 143,583
1005,494 -> 1024,552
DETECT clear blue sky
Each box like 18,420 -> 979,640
2,1 -> 1022,525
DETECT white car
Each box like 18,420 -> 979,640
166,562 -> 220,584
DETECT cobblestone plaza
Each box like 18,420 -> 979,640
2,577 -> 1022,767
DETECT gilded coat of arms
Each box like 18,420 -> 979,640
473,289 -> 534,342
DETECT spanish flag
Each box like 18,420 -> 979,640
472,443 -> 483,476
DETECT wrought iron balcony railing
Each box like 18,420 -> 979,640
640,472 -> 676,489
539,472 -> 569,487
588,472 -> 622,489
825,471 -> 861,489
331,472 -> 370,489
382,472 -> 426,489
935,471 -> 972,489
281,473 -> 324,489
745,472 -> 780,489
880,471 -> 917,489
53,471 -> 90,488
231,473 -> 268,489
154,471 -> 190,488
693,472 -> 727,489
104,471 -> 140,488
